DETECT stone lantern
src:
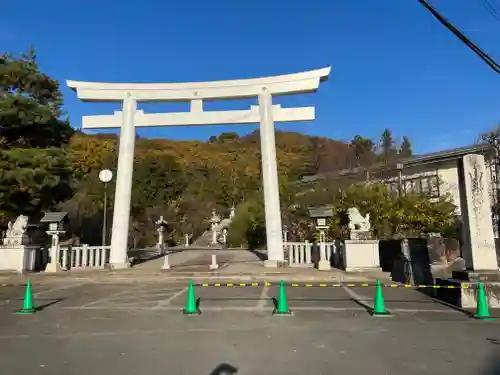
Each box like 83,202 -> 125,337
308,205 -> 333,271
155,216 -> 168,254
209,209 -> 221,245
283,224 -> 289,243
41,212 -> 68,273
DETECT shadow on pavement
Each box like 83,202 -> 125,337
483,349 -> 500,375
208,363 -> 238,375
486,338 -> 500,346
35,298 -> 66,311
417,288 -> 473,317
247,249 -> 267,261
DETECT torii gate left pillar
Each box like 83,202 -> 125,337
67,67 -> 330,268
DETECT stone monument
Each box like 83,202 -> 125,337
342,207 -> 381,272
458,154 -> 498,273
439,154 -> 500,307
0,215 -> 38,273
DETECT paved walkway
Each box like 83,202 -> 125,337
0,250 -> 390,286
0,281 -> 499,375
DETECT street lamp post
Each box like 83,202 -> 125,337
99,169 -> 113,250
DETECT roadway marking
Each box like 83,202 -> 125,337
257,284 -> 269,310
342,286 -> 379,312
154,287 -> 188,310
59,305 -> 462,314
80,289 -> 133,308
33,282 -> 88,297
1,282 -> 88,305
392,308 -> 459,313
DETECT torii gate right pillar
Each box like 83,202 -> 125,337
258,88 -> 284,266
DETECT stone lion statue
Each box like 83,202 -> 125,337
3,215 -> 29,245
6,215 -> 29,236
346,207 -> 370,232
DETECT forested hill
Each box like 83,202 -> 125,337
91,129 -> 355,178
57,129 -> 375,246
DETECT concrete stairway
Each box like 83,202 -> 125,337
192,217 -> 232,249
192,230 -> 218,248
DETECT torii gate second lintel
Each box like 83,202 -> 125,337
67,67 -> 331,269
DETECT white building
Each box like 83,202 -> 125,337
302,144 -> 495,218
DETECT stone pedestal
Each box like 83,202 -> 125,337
452,270 -> 500,282
161,254 -> 171,270
0,245 -> 38,273
45,230 -> 63,273
317,260 -> 330,271
209,254 -> 219,270
437,276 -> 500,308
316,242 -> 331,271
342,239 -> 381,272
264,259 -> 278,268
45,258 -> 62,273
109,262 -> 131,270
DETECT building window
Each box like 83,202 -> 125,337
391,174 -> 440,198
387,182 -> 398,193
427,175 -> 440,198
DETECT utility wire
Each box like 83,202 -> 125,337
417,0 -> 500,73
482,0 -> 500,23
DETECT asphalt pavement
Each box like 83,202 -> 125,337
0,281 -> 499,375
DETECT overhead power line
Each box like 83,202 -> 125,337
482,0 -> 500,23
417,0 -> 500,73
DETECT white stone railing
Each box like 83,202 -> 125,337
284,241 -> 340,267
318,242 -> 335,262
59,245 -> 111,270
285,241 -> 312,267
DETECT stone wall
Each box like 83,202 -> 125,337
437,163 -> 461,214
427,236 -> 460,265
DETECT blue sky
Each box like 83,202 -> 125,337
2,0 -> 500,154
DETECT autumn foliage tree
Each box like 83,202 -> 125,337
327,183 -> 456,240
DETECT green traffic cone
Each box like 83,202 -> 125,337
474,282 -> 496,320
15,280 -> 36,315
372,280 -> 390,317
273,280 -> 291,315
183,280 -> 200,315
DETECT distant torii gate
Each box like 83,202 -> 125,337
67,67 -> 331,269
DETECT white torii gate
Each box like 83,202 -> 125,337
67,67 -> 330,269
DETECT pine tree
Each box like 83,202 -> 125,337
350,135 -> 375,166
380,128 -> 395,163
0,49 -> 74,219
0,48 -> 73,148
399,136 -> 412,158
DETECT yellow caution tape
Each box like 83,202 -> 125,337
194,282 -> 472,288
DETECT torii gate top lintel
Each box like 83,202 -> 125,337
66,67 -> 331,102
